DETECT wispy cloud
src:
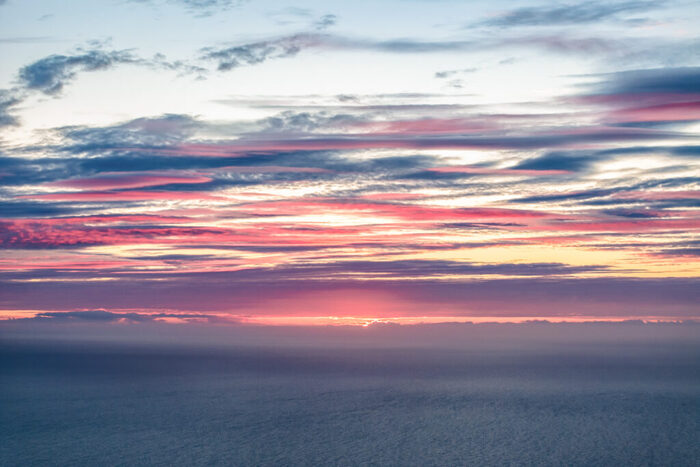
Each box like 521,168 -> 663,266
130,0 -> 247,17
18,49 -> 139,96
314,14 -> 337,31
473,1 -> 663,27
0,89 -> 22,127
200,32 -> 624,71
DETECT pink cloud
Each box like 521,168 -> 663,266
607,100 -> 700,123
0,215 -> 193,226
236,199 -> 554,222
19,191 -> 224,201
0,216 -> 431,249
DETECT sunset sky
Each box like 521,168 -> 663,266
1,0 -> 699,325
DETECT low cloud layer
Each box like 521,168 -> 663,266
1,0 -> 698,324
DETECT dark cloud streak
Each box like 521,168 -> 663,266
18,49 -> 139,96
28,309 -> 221,323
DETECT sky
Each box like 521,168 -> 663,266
0,0 -> 699,325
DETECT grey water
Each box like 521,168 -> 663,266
1,327 -> 699,466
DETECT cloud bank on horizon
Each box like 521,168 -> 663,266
0,0 -> 698,324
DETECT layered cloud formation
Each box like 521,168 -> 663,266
0,0 -> 698,324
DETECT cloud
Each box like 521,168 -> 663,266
434,68 -> 477,79
46,174 -> 213,191
654,247 -> 700,257
474,1 -> 662,27
0,200 -> 79,218
314,14 -> 337,31
258,110 -> 362,133
201,34 -> 317,71
593,66 -> 700,95
266,8 -> 336,30
21,190 -> 224,202
0,219 -> 232,249
0,198 -> 550,249
176,0 -> 241,10
201,33 -> 622,71
246,259 -> 609,278
515,189 -> 615,203
2,274 -> 698,317
606,100 -> 700,125
575,67 -> 700,117
34,309 -> 140,322
513,150 -> 606,172
0,89 -> 22,127
15,48 -> 203,101
0,255 -> 608,280
2,53 -> 202,129
513,143 -> 700,176
62,113 -> 202,146
18,49 -> 139,95
426,166 -> 570,176
29,309 -> 221,322
130,0 -> 246,17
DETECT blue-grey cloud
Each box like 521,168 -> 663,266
255,259 -> 609,278
0,258 -> 607,279
177,0 -> 240,9
62,114 -> 201,146
314,14 -> 337,31
29,309 -> 220,322
434,68 -> 477,79
35,309 -> 144,322
0,200 -> 79,218
655,247 -> 700,257
201,33 -> 621,71
201,34 -> 313,71
131,0 -> 246,17
257,110 -> 362,133
515,189 -> 616,204
474,1 -> 662,27
18,49 -> 139,96
514,143 -> 700,175
16,48 -> 204,98
591,66 -> 700,95
3,110 -> 688,199
0,89 -> 22,127
513,174 -> 699,206
585,198 -> 700,208
514,150 -> 604,172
